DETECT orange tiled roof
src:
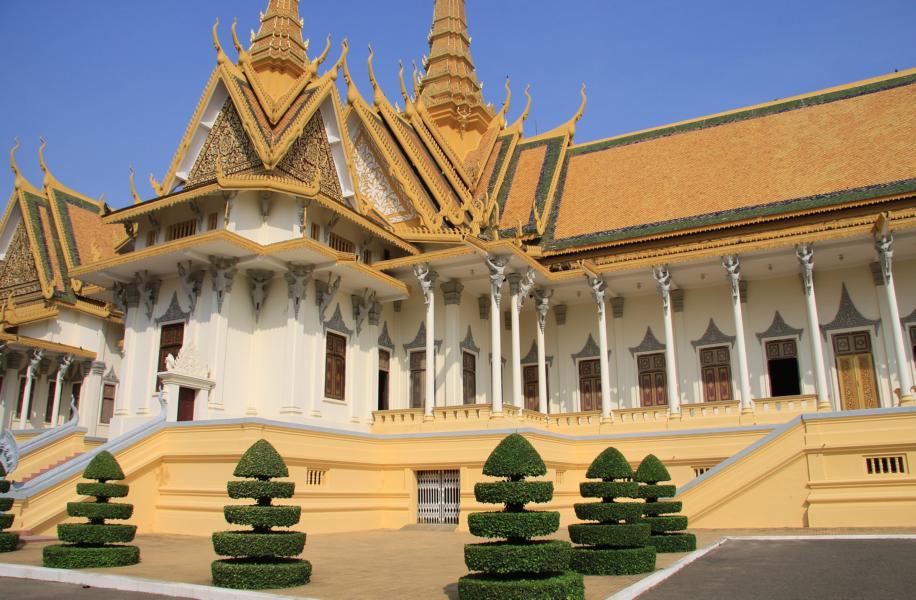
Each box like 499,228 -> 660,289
543,71 -> 916,250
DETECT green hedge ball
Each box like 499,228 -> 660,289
644,515 -> 689,534
638,484 -> 677,500
0,531 -> 19,553
67,502 -> 133,521
649,533 -> 697,553
42,544 -> 139,569
570,545 -> 657,575
474,481 -> 554,506
573,502 -> 643,524
0,480 -> 10,494
0,514 -> 13,529
213,530 -> 306,558
224,505 -> 301,529
642,501 -> 682,516
467,511 -> 560,540
57,523 -> 137,545
76,483 -> 129,499
0,497 -> 13,512
464,540 -> 571,574
227,481 -> 295,500
457,571 -> 585,600
568,523 -> 650,548
211,558 -> 311,590
579,481 -> 638,500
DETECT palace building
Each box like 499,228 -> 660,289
1,0 -> 914,536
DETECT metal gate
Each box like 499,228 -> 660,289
417,470 -> 460,524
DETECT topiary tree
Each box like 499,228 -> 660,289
212,439 -> 310,590
635,455 -> 696,553
0,464 -> 18,552
459,433 -> 584,600
43,451 -> 139,568
568,447 -> 655,575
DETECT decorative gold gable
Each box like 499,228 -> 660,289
276,110 -> 342,202
0,223 -> 42,298
187,99 -> 262,186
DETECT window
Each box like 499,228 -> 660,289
578,359 -> 601,412
324,332 -> 347,400
328,232 -> 355,254
146,229 -> 157,247
700,346 -> 732,402
410,351 -> 426,409
71,382 -> 82,410
166,219 -> 197,241
310,223 -> 320,240
362,249 -> 372,264
99,384 -> 116,424
378,349 -> 390,410
207,212 -> 219,231
157,323 -> 185,388
383,248 -> 391,261
637,353 -> 667,407
15,378 -> 34,420
462,352 -> 476,404
44,380 -> 57,423
910,326 -> 916,369
766,339 -> 801,396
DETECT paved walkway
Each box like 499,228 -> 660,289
1,577 -> 175,599
1,528 -> 915,599
637,538 -> 916,600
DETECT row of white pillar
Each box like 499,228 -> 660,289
1,351 -> 85,430
412,233 -> 915,419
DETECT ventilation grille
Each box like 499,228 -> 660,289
305,468 -> 327,486
865,456 -> 907,475
693,466 -> 712,478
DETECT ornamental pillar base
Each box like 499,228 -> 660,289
668,410 -> 681,421
898,394 -> 916,407
599,416 -> 614,425
423,414 -> 435,422
741,405 -> 754,415
816,397 -> 833,412
489,411 -> 504,420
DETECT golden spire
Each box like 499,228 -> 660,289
418,0 -> 494,143
249,0 -> 309,74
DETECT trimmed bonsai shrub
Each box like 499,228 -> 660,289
211,439 -> 310,590
568,447 -> 655,575
43,451 -> 139,568
0,464 -> 18,552
459,433 -> 583,600
635,455 -> 696,553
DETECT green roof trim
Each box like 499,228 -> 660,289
48,189 -> 99,267
495,135 -> 565,236
484,135 -> 513,200
544,178 -> 916,250
20,191 -> 60,290
570,72 -> 916,158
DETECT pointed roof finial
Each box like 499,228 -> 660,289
10,138 -> 23,189
249,0 -> 308,72
568,84 -> 588,138
37,136 -> 57,188
508,84 -> 532,133
212,18 -> 228,65
367,44 -> 386,107
129,168 -> 142,205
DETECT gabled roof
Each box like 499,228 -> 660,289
540,69 -> 916,253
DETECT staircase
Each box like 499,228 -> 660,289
18,453 -> 83,484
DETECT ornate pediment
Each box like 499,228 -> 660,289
756,311 -> 804,341
691,319 -> 735,349
165,343 -> 209,379
629,327 -> 665,355
820,284 -> 880,339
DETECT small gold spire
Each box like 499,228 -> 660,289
398,61 -> 415,118
9,138 -> 22,187
212,18 -> 228,65
308,34 -> 332,79
508,85 -> 532,133
367,45 -> 386,107
567,84 -> 588,138
497,78 -> 512,124
129,168 -> 142,205
230,18 -> 244,56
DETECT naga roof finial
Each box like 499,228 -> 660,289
367,44 -> 386,107
212,18 -> 229,65
129,167 -> 142,205
507,84 -> 532,134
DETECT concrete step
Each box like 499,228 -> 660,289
19,453 -> 83,484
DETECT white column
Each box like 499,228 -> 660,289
208,257 -> 238,413
282,264 -> 313,415
414,264 -> 438,420
796,245 -> 832,411
19,349 -> 43,429
653,266 -> 681,417
724,256 -> 754,414
508,269 -> 535,410
486,255 -> 509,415
589,276 -> 614,421
441,281 -> 464,405
534,289 -> 553,414
49,354 -> 73,426
875,231 -> 914,405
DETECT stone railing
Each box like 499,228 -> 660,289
754,394 -> 816,414
680,400 -> 741,420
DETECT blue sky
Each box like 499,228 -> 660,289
1,0 -> 914,208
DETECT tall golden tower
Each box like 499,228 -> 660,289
248,0 -> 309,102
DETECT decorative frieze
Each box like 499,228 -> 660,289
756,311 -> 804,342
690,319 -> 736,349
820,284 -> 880,339
629,327 -> 666,355
155,292 -> 191,325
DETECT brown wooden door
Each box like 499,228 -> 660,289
378,350 -> 390,410
578,359 -> 601,412
462,352 -> 476,404
410,351 -> 425,409
157,322 -> 184,389
700,346 -> 733,402
833,332 -> 879,410
324,333 -> 346,400
523,365 -> 539,411
177,387 -> 195,422
637,353 -> 668,407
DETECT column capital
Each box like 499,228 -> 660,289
534,288 -> 553,333
284,262 -> 315,319
588,276 -> 607,316
440,280 -> 464,306
723,254 -> 741,303
652,265 -> 672,313
509,268 -> 536,310
3,352 -> 22,371
209,255 -> 240,313
90,360 -> 106,376
413,263 -> 438,306
485,254 -> 509,305
795,244 -> 815,296
26,349 -> 44,379
874,231 -> 893,286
